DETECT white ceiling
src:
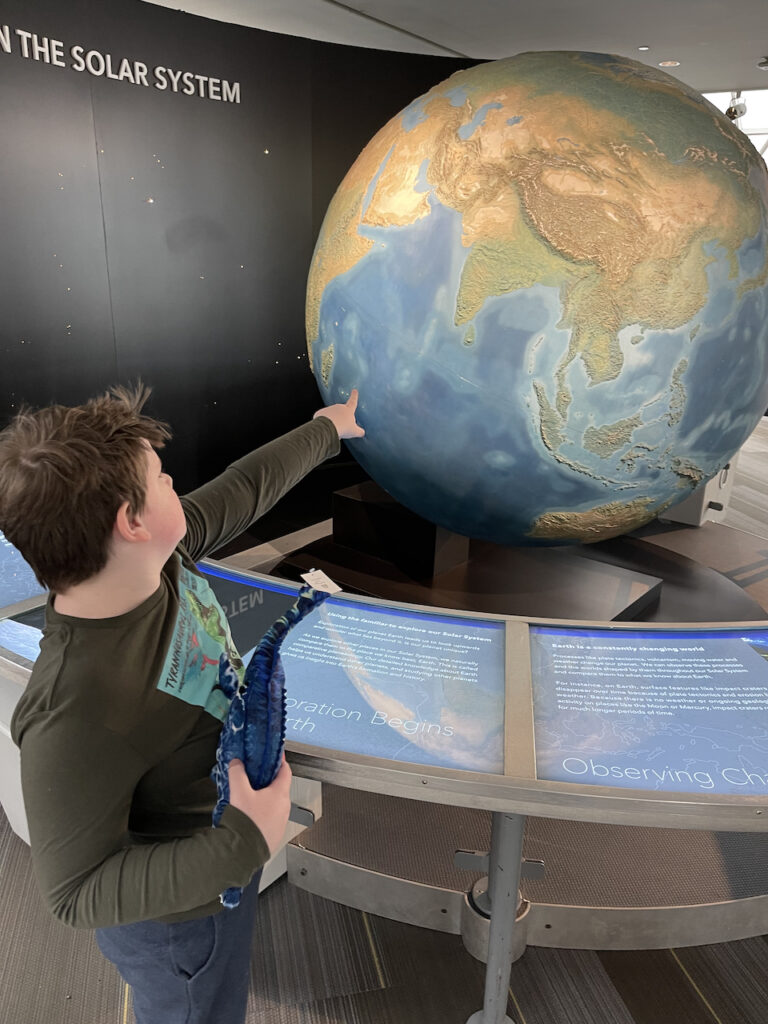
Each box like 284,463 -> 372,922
141,0 -> 768,93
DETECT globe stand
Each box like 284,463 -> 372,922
332,481 -> 470,579
275,480 -> 665,622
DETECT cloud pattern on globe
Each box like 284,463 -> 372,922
306,51 -> 768,545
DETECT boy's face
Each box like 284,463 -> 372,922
140,442 -> 186,554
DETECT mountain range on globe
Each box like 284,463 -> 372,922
306,51 -> 768,546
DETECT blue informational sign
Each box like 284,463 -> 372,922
0,532 -> 45,610
202,566 -> 507,774
0,618 -> 42,661
530,625 -> 768,795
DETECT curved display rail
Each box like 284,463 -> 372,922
2,544 -> 768,1024
201,561 -> 768,831
193,561 -> 768,1024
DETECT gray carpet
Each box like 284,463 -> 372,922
3,793 -> 768,1024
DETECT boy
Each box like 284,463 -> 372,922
0,382 -> 364,1024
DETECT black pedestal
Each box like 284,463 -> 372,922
332,482 -> 470,579
278,482 -> 664,621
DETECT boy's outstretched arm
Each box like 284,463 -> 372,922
313,389 -> 365,439
181,389 -> 365,559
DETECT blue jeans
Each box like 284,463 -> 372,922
95,871 -> 262,1024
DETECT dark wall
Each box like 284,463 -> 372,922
0,0 -> 471,492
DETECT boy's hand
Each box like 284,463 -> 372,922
227,756 -> 293,856
313,389 -> 365,439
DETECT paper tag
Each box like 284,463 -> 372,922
300,569 -> 342,594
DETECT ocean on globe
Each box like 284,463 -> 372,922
306,51 -> 768,545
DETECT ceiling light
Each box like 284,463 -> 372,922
638,45 -> 650,51
658,60 -> 681,67
758,57 -> 768,70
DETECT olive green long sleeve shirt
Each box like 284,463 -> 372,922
11,417 -> 339,928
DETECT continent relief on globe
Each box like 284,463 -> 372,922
306,51 -> 768,545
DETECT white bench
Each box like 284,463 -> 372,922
0,666 -> 30,843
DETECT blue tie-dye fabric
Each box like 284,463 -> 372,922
211,586 -> 330,908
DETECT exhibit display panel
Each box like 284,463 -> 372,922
2,546 -> 768,1018
0,617 -> 41,663
530,623 -> 768,796
196,562 -> 768,832
0,535 -> 45,678
1,553 -> 767,829
0,532 -> 44,609
202,562 -> 508,775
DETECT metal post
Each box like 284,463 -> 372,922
466,811 -> 525,1024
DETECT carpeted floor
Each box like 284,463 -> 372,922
1,421 -> 767,1024
3,793 -> 768,1024
2,795 -> 768,1024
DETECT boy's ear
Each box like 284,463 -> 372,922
114,501 -> 151,543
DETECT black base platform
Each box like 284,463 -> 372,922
269,481 -> 764,623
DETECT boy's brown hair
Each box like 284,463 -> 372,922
0,383 -> 171,593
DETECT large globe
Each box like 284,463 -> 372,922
306,51 -> 768,545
